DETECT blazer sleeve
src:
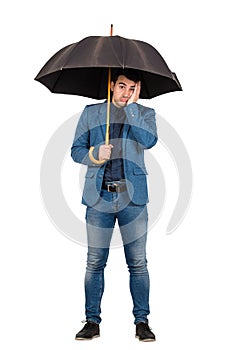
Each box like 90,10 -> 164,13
71,106 -> 100,166
124,103 -> 158,149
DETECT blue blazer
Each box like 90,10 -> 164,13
71,102 -> 157,206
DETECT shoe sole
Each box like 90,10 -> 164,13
135,335 -> 156,342
75,335 -> 100,341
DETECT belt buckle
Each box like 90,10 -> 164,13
107,183 -> 118,192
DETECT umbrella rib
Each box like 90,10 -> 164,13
47,42 -> 79,93
50,69 -> 64,93
118,36 -> 125,68
61,41 -> 83,68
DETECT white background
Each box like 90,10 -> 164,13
1,0 -> 233,349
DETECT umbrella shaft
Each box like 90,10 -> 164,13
89,25 -> 113,164
105,25 -> 113,145
105,67 -> 111,145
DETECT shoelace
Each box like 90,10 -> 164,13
81,320 -> 97,329
138,323 -> 152,332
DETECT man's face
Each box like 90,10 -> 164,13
111,75 -> 136,108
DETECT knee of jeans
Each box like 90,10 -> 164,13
127,258 -> 148,274
86,249 -> 109,271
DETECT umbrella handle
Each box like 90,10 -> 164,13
89,146 -> 106,165
88,95 -> 110,164
88,25 -> 113,165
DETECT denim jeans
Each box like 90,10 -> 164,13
84,188 -> 150,324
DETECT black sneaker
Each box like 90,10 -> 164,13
75,321 -> 100,340
135,322 -> 156,342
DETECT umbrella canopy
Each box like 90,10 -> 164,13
35,35 -> 182,99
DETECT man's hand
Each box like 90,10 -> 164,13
98,144 -> 114,161
127,81 -> 141,105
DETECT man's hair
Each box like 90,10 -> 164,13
111,68 -> 140,84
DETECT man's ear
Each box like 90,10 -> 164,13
110,82 -> 115,92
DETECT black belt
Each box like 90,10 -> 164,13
102,180 -> 127,193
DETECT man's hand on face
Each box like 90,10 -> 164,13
127,81 -> 141,105
98,144 -> 114,161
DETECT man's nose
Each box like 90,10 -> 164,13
123,89 -> 131,97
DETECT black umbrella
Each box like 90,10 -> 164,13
35,26 -> 182,163
35,34 -> 182,99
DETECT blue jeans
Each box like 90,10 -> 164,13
84,189 -> 150,324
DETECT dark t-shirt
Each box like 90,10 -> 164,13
103,104 -> 125,182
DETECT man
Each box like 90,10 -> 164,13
71,68 -> 157,342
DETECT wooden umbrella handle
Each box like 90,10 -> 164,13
88,146 -> 106,165
89,25 -> 113,165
